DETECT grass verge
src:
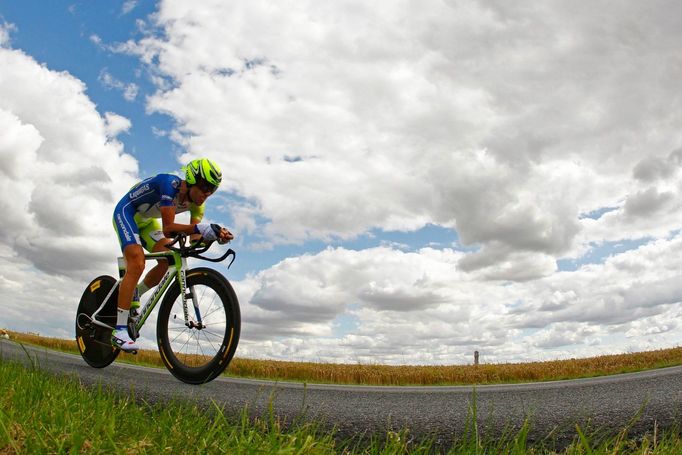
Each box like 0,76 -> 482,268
2,358 -> 682,453
0,358 -> 337,454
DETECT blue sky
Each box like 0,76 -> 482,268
0,2 -> 170,166
2,1 -> 682,365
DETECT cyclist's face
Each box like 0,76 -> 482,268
188,182 -> 215,205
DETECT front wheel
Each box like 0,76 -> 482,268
157,267 -> 241,384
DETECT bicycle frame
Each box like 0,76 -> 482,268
78,233 -> 235,343
76,232 -> 239,383
86,249 -> 193,334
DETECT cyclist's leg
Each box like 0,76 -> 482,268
112,204 -> 144,350
138,218 -> 171,288
114,208 -> 147,311
146,238 -> 172,283
118,244 -> 145,311
111,244 -> 144,350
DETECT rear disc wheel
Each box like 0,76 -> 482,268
75,275 -> 120,368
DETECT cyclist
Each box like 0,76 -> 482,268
111,158 -> 233,351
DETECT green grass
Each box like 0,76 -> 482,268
2,357 -> 682,454
0,358 -> 337,454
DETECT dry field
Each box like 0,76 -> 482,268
4,329 -> 682,386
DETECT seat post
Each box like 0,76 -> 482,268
117,257 -> 126,279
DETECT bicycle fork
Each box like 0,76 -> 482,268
180,261 -> 205,330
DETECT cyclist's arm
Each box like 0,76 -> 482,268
189,203 -> 204,226
187,202 -> 205,239
189,216 -> 202,241
160,205 -> 196,236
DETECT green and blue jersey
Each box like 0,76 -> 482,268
113,174 -> 204,251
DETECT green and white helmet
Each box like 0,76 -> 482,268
184,158 -> 222,191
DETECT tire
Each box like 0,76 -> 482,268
157,267 -> 240,384
75,275 -> 120,368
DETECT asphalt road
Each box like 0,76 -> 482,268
2,339 -> 681,449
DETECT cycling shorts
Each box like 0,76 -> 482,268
112,203 -> 165,253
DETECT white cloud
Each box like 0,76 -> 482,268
67,0 -> 680,364
104,112 -> 132,138
0,21 -> 16,48
98,69 -> 139,101
4,1 -> 682,366
120,0 -> 682,279
233,232 -> 682,364
0,46 -> 139,333
89,34 -> 102,47
235,245 -> 509,363
122,1 -> 138,15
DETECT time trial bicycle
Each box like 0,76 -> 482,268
75,232 -> 240,384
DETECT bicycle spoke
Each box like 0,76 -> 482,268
198,329 -> 225,342
196,285 -> 213,317
158,269 -> 240,383
168,303 -> 220,365
200,324 -> 226,335
167,326 -> 192,332
202,294 -> 222,320
170,327 -> 190,345
178,333 -> 195,355
195,333 -> 206,358
198,331 -> 219,353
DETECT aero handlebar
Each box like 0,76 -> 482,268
165,233 -> 236,268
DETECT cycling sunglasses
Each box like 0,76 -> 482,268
196,180 -> 218,194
